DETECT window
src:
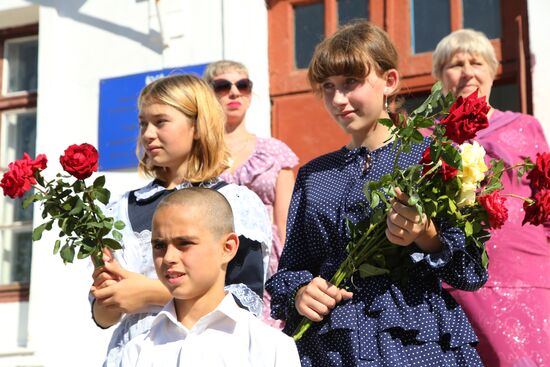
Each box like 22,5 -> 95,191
268,0 -> 383,96
463,0 -> 501,40
0,24 -> 38,302
294,2 -> 325,69
338,0 -> 369,26
411,0 -> 451,54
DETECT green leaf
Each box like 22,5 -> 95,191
103,238 -> 123,251
60,244 -> 75,264
77,241 -> 94,259
72,180 -> 86,193
111,230 -> 123,241
68,197 -> 84,215
53,239 -> 61,254
441,144 -> 462,169
22,194 -> 39,209
370,192 -> 380,208
93,175 -> 106,189
94,187 -> 111,205
114,220 -> 126,230
358,263 -> 390,278
411,130 -> 425,144
32,223 -> 49,241
448,197 -> 457,213
415,117 -> 434,128
431,80 -> 443,94
400,126 -> 414,138
377,118 -> 394,128
408,193 -> 420,206
464,221 -> 473,237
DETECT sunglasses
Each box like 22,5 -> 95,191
211,78 -> 253,94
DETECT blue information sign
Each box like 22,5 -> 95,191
98,63 -> 207,170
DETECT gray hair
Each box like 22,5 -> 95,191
432,29 -> 498,80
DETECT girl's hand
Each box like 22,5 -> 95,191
294,277 -> 353,322
91,249 -> 120,289
386,188 -> 441,252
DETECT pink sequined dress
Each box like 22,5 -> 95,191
221,136 -> 298,328
447,110 -> 550,367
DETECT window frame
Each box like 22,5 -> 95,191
268,0 -> 384,97
268,0 -> 529,100
0,23 -> 38,303
387,0 -> 528,97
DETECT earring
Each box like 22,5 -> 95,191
384,95 -> 389,113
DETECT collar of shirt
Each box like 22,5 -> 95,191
151,292 -> 242,336
134,178 -> 221,202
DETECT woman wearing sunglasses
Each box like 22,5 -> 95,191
204,60 -> 299,329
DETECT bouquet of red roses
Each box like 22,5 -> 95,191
292,82 -> 550,340
0,143 -> 124,266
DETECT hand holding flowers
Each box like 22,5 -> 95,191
0,143 -> 124,266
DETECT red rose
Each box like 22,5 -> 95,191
420,146 -> 458,181
0,153 -> 47,199
27,153 -> 48,171
526,152 -> 550,191
59,143 -> 99,180
523,190 -> 550,226
440,90 -> 490,144
477,190 -> 508,229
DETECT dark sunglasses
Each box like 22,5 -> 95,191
211,78 -> 253,94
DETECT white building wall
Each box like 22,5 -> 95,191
527,0 -> 550,139
0,1 -> 269,366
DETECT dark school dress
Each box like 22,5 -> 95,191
266,138 -> 488,367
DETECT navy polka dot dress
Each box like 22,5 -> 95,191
266,138 -> 487,367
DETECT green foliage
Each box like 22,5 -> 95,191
24,173 -> 125,265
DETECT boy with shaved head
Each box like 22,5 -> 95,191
121,188 -> 299,366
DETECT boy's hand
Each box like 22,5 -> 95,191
386,187 -> 441,252
294,277 -> 353,322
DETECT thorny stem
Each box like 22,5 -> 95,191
417,160 -> 442,185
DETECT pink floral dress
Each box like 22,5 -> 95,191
221,136 -> 298,328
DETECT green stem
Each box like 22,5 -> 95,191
416,160 -> 442,186
504,193 -> 532,203
84,190 -> 106,267
292,221 -> 388,341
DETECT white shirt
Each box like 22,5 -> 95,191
121,294 -> 300,367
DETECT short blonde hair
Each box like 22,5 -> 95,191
136,74 -> 229,182
432,29 -> 499,80
203,60 -> 249,84
308,20 -> 399,95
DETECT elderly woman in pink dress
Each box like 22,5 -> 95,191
203,60 -> 298,328
432,29 -> 550,367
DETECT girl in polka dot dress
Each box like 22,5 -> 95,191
265,20 -> 488,367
